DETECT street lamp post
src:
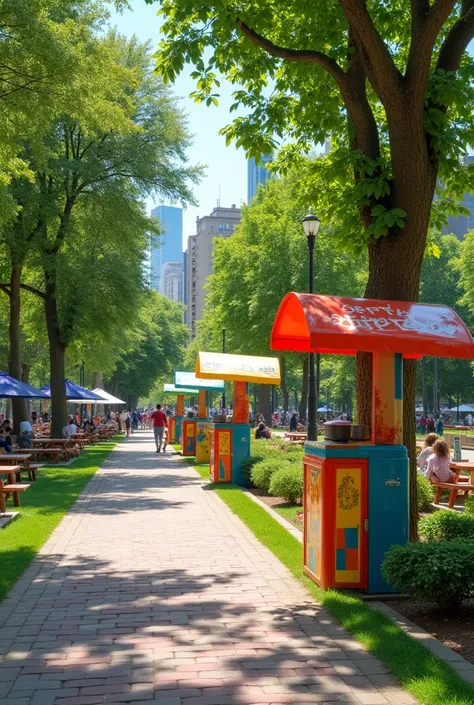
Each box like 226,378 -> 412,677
301,208 -> 321,442
222,328 -> 226,412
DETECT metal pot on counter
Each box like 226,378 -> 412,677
350,423 -> 370,441
323,420 -> 352,442
323,421 -> 371,442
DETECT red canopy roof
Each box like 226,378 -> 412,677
270,293 -> 474,359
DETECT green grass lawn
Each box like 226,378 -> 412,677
273,503 -> 303,530
181,459 -> 474,705
0,438 -> 119,602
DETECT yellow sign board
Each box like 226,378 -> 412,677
196,352 -> 281,384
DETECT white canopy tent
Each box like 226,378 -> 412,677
449,404 -> 474,413
68,388 -> 125,405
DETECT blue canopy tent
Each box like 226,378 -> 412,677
39,379 -> 106,401
0,372 -> 50,398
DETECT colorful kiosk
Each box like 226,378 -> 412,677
163,383 -> 200,444
271,293 -> 474,594
174,371 -> 224,462
195,352 -> 281,485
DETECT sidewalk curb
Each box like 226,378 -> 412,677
241,487 -> 303,542
370,602 -> 474,685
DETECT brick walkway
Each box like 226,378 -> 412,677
0,431 -> 416,705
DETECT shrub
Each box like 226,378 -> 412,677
251,458 -> 291,492
241,456 -> 258,488
417,473 -> 435,511
382,539 -> 474,608
465,494 -> 474,519
251,438 -> 304,463
419,510 -> 474,541
269,465 -> 303,504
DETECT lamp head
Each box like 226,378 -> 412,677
301,207 -> 321,238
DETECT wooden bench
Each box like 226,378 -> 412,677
0,478 -> 30,513
16,447 -> 63,464
432,481 -> 474,509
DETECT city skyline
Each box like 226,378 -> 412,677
150,205 -> 183,292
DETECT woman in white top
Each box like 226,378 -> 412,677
416,433 -> 439,475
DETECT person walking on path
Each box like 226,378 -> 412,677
151,403 -> 168,452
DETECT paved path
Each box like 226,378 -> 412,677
0,431 -> 416,705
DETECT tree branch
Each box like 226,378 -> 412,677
0,284 -> 11,298
19,283 -> 46,299
338,0 -> 403,102
407,0 -> 456,88
237,20 -> 348,91
437,1 -> 474,72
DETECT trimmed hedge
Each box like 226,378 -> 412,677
251,457 -> 292,492
417,473 -> 435,511
419,510 -> 474,541
269,465 -> 303,504
465,494 -> 474,519
383,539 -> 474,608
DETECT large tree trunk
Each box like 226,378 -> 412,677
299,357 -> 309,420
44,283 -> 68,438
258,384 -> 271,424
9,264 -> 28,434
279,356 -> 289,412
421,357 -> 428,415
358,126 -> 437,539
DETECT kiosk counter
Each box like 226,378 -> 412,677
195,352 -> 281,484
163,384 -> 200,444
174,371 -> 224,462
271,293 -> 474,594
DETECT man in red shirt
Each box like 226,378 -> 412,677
150,404 -> 168,452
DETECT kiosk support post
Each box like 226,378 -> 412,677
177,395 -> 184,416
372,352 -> 403,445
198,390 -> 207,418
233,381 -> 249,424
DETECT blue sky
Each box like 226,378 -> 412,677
109,2 -> 248,250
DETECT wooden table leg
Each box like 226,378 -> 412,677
434,486 -> 442,504
12,490 -> 20,507
448,488 -> 458,509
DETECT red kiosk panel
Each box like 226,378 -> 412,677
304,455 -> 368,590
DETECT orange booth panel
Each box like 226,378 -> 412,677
210,428 -> 232,482
304,455 -> 368,590
182,419 -> 197,456
168,417 -> 176,443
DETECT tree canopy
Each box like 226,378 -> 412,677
0,6 -> 200,432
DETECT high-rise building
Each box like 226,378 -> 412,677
160,261 -> 184,304
182,250 -> 188,324
443,156 -> 474,240
150,205 -> 183,291
187,205 -> 242,338
247,155 -> 273,203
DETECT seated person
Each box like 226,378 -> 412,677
416,433 -> 438,475
18,420 -> 34,448
83,419 -> 96,434
63,417 -> 78,438
0,428 -> 12,453
2,424 -> 13,446
426,439 -> 457,483
255,422 -> 270,439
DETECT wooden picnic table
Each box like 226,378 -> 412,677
431,461 -> 474,508
450,461 -> 474,483
0,454 -> 39,481
32,438 -> 79,460
0,466 -> 29,512
16,447 -> 63,464
285,432 -> 307,441
0,466 -> 20,484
